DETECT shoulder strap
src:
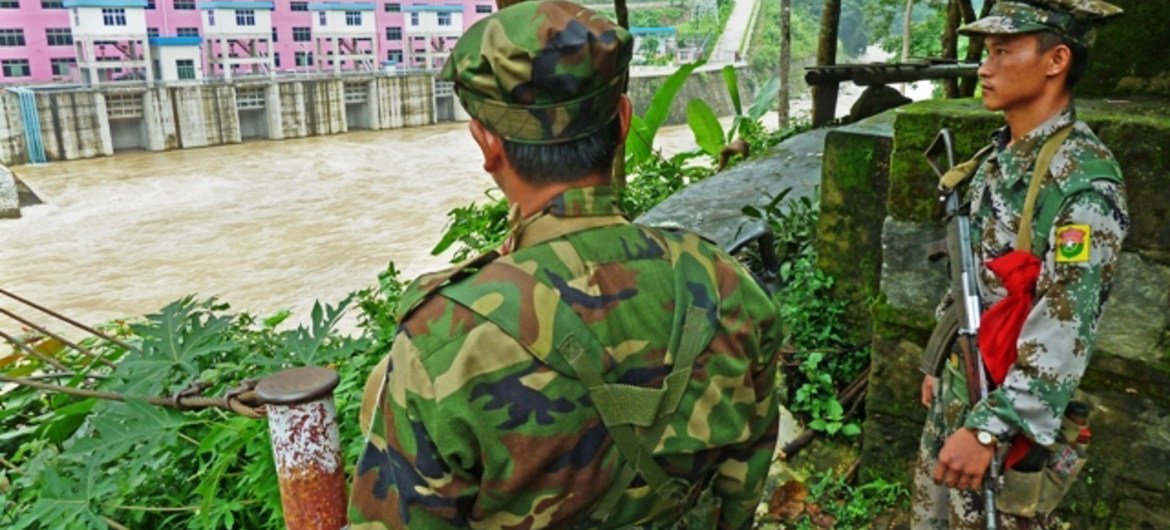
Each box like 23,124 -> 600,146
1015,125 -> 1074,253
396,249 -> 500,322
939,144 -> 995,192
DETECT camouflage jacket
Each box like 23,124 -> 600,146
960,105 -> 1129,446
348,186 -> 783,529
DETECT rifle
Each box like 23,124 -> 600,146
925,129 -> 999,530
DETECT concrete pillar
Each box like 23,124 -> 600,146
92,92 -> 115,157
266,81 -> 284,140
174,85 -> 209,148
142,88 -> 176,151
365,79 -> 380,130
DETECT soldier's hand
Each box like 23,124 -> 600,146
921,375 -> 936,408
933,428 -> 995,491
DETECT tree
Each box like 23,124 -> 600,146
779,0 -> 792,128
812,0 -> 841,126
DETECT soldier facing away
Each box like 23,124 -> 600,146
912,1 -> 1130,529
347,1 -> 784,528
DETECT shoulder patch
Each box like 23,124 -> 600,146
1055,224 -> 1091,263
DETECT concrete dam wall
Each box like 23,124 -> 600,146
0,75 -> 437,166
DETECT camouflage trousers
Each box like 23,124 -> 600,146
910,363 -> 1059,530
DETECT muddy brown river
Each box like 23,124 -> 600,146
0,120 -> 731,330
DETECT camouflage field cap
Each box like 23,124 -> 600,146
958,0 -> 1123,48
439,0 -> 633,145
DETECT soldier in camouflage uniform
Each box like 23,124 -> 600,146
347,2 -> 783,528
912,1 -> 1130,529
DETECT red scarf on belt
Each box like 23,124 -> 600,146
978,250 -> 1041,469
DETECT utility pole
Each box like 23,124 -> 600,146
811,0 -> 840,127
901,0 -> 914,62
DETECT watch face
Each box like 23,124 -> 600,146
977,431 -> 994,445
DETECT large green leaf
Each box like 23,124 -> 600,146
643,61 -> 704,136
12,462 -> 111,530
685,99 -> 725,158
721,65 -> 742,116
120,297 -> 236,395
65,399 -> 195,464
746,76 -> 782,123
624,114 -> 654,166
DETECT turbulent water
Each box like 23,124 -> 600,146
0,68 -> 930,331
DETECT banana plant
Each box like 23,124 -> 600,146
686,66 -> 781,158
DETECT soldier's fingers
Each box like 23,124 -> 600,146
943,467 -> 962,489
932,462 -> 947,485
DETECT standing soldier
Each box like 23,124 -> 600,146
347,1 -> 783,528
913,1 -> 1129,529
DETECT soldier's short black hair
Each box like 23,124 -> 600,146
503,116 -> 622,185
1036,31 -> 1089,88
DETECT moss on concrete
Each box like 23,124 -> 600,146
1078,0 -> 1170,98
815,112 -> 895,336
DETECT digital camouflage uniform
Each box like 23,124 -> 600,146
912,3 -> 1129,528
348,3 -> 783,529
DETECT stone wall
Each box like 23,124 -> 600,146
0,95 -> 25,166
817,98 -> 1170,528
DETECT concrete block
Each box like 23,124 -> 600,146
0,164 -> 18,219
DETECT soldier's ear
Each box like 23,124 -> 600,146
470,119 -> 504,173
617,95 -> 633,144
1045,43 -> 1073,80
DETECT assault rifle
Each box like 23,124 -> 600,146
925,129 -> 999,530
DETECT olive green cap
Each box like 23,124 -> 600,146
439,0 -> 633,145
959,0 -> 1123,48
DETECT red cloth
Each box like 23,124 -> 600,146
977,250 -> 1041,469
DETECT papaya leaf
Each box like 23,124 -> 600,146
65,399 -> 195,465
12,462 -> 110,530
686,99 -> 725,158
119,297 -> 236,395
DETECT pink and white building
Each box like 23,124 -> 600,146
0,0 -> 497,84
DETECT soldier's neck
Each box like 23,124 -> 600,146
509,173 -> 612,217
1004,90 -> 1071,146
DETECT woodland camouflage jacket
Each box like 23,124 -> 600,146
348,186 -> 783,529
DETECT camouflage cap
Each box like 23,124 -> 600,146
439,0 -> 633,145
958,0 -> 1123,48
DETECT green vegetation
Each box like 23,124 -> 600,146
0,59 -> 895,529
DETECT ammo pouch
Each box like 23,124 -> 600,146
996,414 -> 1090,517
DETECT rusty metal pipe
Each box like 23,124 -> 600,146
0,306 -> 117,368
255,367 -> 347,530
0,289 -> 139,353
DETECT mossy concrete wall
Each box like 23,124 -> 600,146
1079,0 -> 1170,99
818,98 -> 1170,528
815,111 -> 895,334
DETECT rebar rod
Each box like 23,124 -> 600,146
0,289 -> 139,353
0,306 -> 117,368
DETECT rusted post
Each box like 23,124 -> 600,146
256,367 -> 347,530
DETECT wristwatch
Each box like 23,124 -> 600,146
975,430 -> 997,446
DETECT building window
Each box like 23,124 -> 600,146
146,0 -> 154,9
208,10 -> 215,25
291,1 -> 307,10
292,26 -> 310,42
318,11 -> 326,25
177,27 -> 199,36
386,50 -> 401,62
41,0 -> 64,8
236,9 -> 255,26
0,0 -> 18,7
50,57 -> 75,76
45,28 -> 72,46
0,29 -> 24,47
384,2 -> 399,12
2,59 -> 30,77
147,27 -> 159,37
437,12 -> 451,26
174,0 -> 194,9
295,51 -> 313,66
475,4 -> 490,13
410,12 -> 418,26
273,52 -> 280,67
102,8 -> 127,26
385,26 -> 400,40
271,27 -> 278,42
176,59 -> 196,80
345,11 -> 361,26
